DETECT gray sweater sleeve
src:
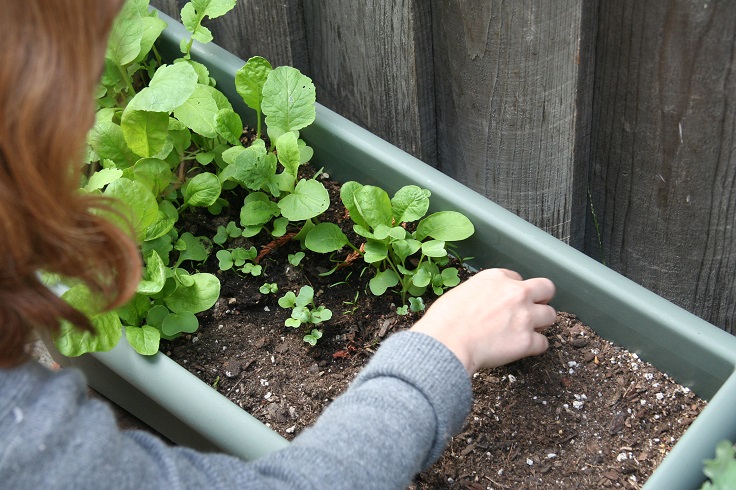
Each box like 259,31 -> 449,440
0,331 -> 472,489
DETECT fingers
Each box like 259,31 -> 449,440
523,277 -> 556,304
532,303 -> 558,330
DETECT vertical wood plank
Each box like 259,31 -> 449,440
150,0 -> 309,71
301,0 -> 437,166
588,0 -> 736,331
432,0 -> 596,247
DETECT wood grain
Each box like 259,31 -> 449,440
150,0 -> 309,71
587,0 -> 736,331
302,0 -> 437,166
431,0 -> 596,247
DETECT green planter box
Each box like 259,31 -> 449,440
46,11 -> 736,489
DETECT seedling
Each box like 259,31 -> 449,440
288,251 -> 305,266
216,246 -> 257,271
213,221 -> 243,245
259,282 -> 278,294
277,285 -> 333,336
303,329 -> 323,347
304,182 -> 474,305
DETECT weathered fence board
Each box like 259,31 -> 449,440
587,0 -> 736,332
432,0 -> 596,248
302,0 -> 436,166
151,0 -> 309,72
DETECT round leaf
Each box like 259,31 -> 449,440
415,211 -> 475,241
305,222 -> 350,253
278,179 -> 329,221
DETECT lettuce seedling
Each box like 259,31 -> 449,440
259,283 -> 278,294
305,182 -> 474,305
277,286 -> 333,338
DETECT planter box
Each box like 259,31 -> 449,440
46,10 -> 736,489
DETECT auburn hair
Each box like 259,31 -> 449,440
0,0 -> 140,367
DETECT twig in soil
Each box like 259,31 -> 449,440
255,232 -> 297,264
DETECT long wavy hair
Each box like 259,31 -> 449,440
0,0 -> 140,367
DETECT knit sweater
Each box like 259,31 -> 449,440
0,331 -> 472,489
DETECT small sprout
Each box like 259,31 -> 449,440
396,305 -> 409,316
241,263 -> 263,276
278,286 -> 332,329
288,251 -> 305,266
259,282 -> 278,294
303,329 -> 323,346
409,296 -> 425,313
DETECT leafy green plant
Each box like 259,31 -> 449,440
277,286 -> 332,337
304,182 -> 474,305
701,440 -> 736,489
56,0 -> 322,356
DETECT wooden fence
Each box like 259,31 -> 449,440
152,0 -> 736,334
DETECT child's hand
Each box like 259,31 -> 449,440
410,268 -> 556,375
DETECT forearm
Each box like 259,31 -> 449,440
249,331 -> 473,489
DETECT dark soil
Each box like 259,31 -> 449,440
164,172 -> 706,489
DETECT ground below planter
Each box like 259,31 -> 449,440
164,173 -> 706,489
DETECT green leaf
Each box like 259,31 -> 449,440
216,249 -> 233,270
295,286 -> 315,307
183,172 -> 221,207
116,293 -> 151,327
412,268 -> 432,288
85,168 -> 123,191
235,56 -> 272,112
305,223 -> 350,253
392,239 -> 422,262
163,272 -> 220,314
181,3 -> 214,44
409,296 -> 426,312
702,440 -> 736,489
175,232 -> 210,264
134,15 -> 168,64
261,66 -> 316,138
278,291 -> 297,308
128,63 -> 198,113
275,131 -> 301,178
285,318 -> 302,328
340,181 -> 369,229
125,325 -> 161,355
137,251 -> 166,294
215,109 -> 244,145
121,109 -> 169,157
272,216 -> 289,237
103,178 -> 159,242
145,210 -> 176,242
54,285 -> 123,357
369,269 -> 399,296
173,84 -> 219,138
415,211 -> 475,241
161,311 -> 200,336
146,304 -> 170,328
278,179 -> 329,221
133,158 -> 172,196
441,267 -> 461,287
88,120 -> 138,168
392,185 -> 431,223
354,185 -> 393,229
421,240 -> 448,258
240,194 -> 280,226
363,240 -> 388,264
291,305 -> 311,323
106,3 -> 145,66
